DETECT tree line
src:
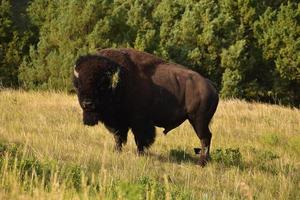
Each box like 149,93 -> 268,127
0,0 -> 299,106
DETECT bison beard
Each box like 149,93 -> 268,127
73,48 -> 219,166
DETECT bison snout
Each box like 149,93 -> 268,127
83,120 -> 98,126
83,111 -> 99,126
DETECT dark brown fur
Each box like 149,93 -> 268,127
73,48 -> 219,166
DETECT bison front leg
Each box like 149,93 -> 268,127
113,135 -> 125,152
131,122 -> 156,155
105,125 -> 128,152
114,128 -> 129,152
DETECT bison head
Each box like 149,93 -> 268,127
73,55 -> 121,126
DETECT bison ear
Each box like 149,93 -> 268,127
110,68 -> 120,89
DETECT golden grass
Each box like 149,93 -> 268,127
0,89 -> 299,199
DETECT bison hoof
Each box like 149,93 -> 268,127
114,145 -> 122,153
199,155 -> 210,167
137,150 -> 145,156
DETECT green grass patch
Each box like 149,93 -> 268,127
0,142 -> 84,192
288,135 -> 300,156
247,147 -> 280,175
0,141 -> 195,199
211,148 -> 243,167
261,133 -> 281,146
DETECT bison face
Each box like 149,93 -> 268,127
73,55 -> 121,126
74,74 -> 103,126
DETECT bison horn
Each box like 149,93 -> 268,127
74,68 -> 79,78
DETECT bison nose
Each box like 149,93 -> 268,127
82,100 -> 96,110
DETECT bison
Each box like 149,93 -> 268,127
73,48 -> 219,166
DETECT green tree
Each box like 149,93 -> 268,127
20,0 -> 158,90
20,0 -> 106,90
8,0 -> 299,106
0,0 -> 19,87
254,2 -> 300,105
0,0 -> 37,87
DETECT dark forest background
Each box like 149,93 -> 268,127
0,0 -> 299,106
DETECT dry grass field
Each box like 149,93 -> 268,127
0,90 -> 299,199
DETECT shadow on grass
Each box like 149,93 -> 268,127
148,147 -> 279,173
146,148 -> 244,166
168,149 -> 199,164
146,149 -> 199,165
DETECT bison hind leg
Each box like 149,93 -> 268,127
189,116 -> 212,166
131,122 -> 156,154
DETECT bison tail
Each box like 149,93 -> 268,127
207,93 -> 219,125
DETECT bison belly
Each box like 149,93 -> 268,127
150,88 -> 187,134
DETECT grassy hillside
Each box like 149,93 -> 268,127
0,90 -> 299,199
